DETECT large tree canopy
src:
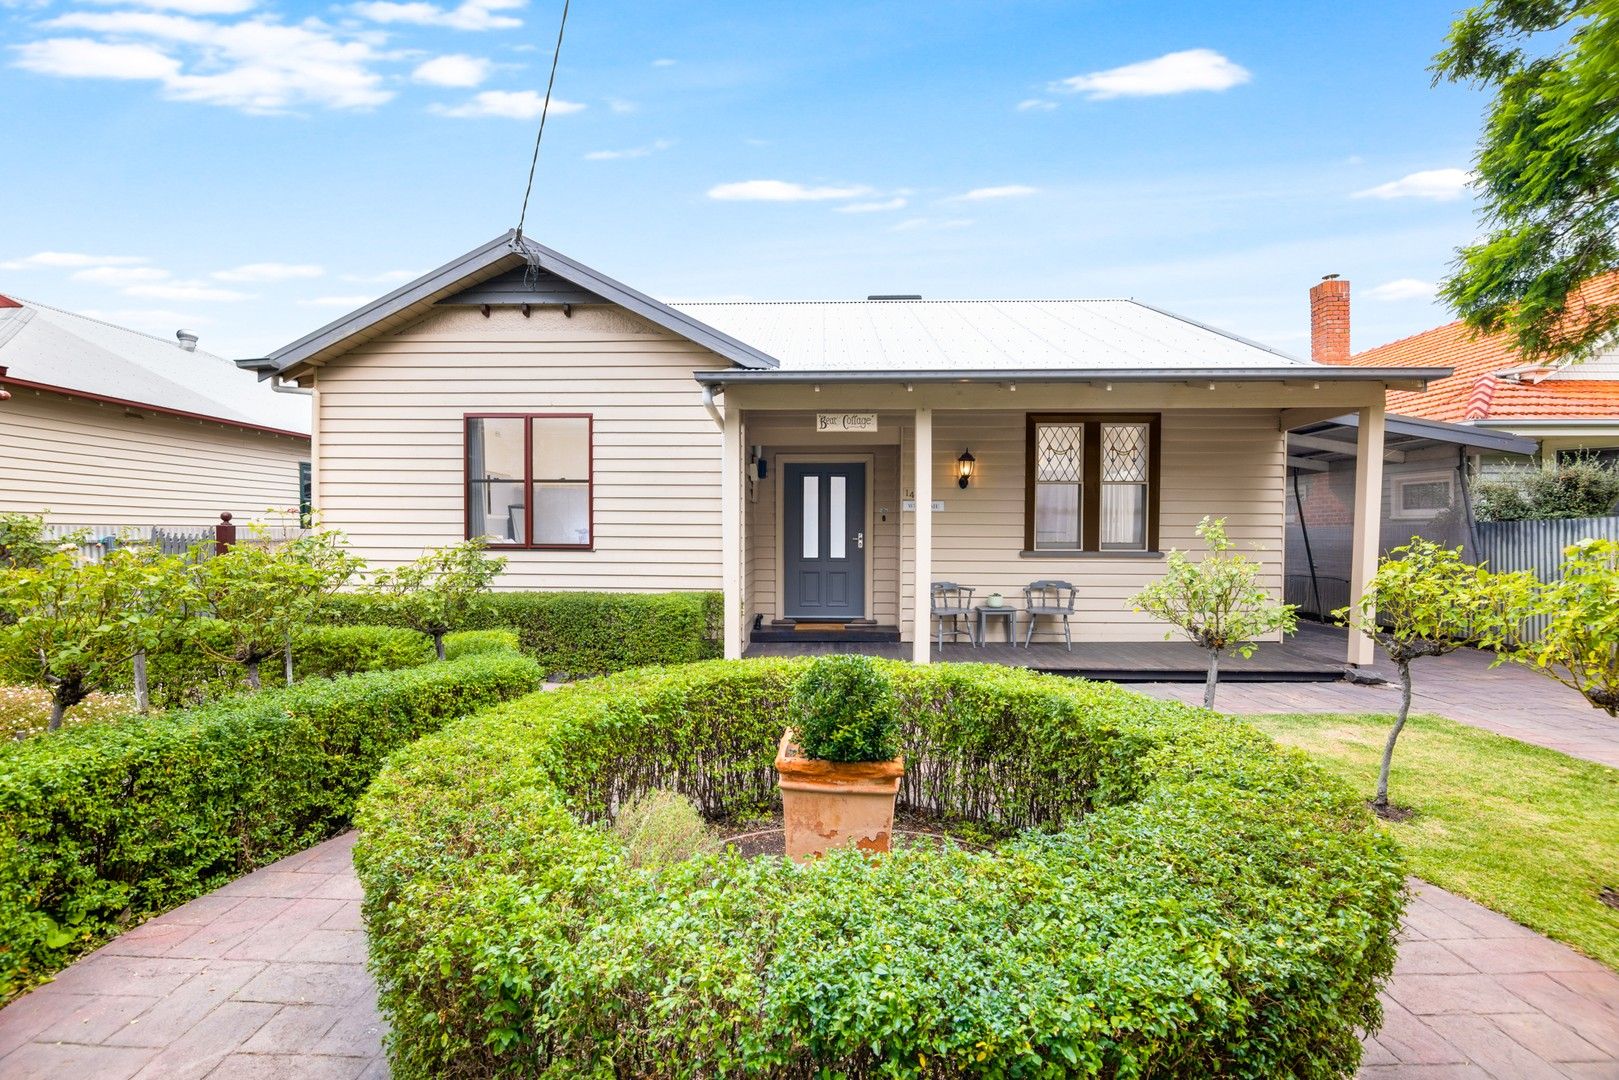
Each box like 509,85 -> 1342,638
1435,0 -> 1619,362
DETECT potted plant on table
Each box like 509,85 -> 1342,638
776,654 -> 905,863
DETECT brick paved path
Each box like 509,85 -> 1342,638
0,832 -> 381,1079
3,834 -> 1617,1078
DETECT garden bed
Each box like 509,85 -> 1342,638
356,659 -> 1405,1079
0,651 -> 543,1001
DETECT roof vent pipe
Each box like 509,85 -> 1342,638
176,329 -> 199,352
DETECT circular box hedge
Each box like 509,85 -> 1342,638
355,659 -> 1403,1079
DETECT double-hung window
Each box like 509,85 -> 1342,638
465,413 -> 593,549
1025,414 -> 1160,553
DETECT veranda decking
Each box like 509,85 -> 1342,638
743,620 -> 1353,683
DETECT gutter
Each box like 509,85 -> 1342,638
692,366 -> 1451,388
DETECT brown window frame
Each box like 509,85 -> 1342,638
1023,413 -> 1162,554
463,412 -> 595,551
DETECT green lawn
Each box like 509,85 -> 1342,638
1247,711 -> 1619,972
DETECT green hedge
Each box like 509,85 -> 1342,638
325,590 -> 722,676
443,629 -> 520,661
356,660 -> 1405,1079
291,625 -> 435,680
0,652 -> 542,1001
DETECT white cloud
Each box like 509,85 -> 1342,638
947,184 -> 1039,202
651,57 -> 675,67
411,53 -> 490,87
71,266 -> 172,284
27,13 -> 395,112
430,89 -> 585,119
890,217 -> 974,232
351,0 -> 522,31
606,97 -> 636,113
14,38 -> 180,81
80,0 -> 256,13
836,197 -> 908,213
584,138 -> 673,161
1052,48 -> 1251,100
1016,98 -> 1057,112
0,251 -> 151,269
125,280 -> 251,301
1353,168 -> 1474,202
300,294 -> 375,307
213,262 -> 323,282
339,269 -> 421,283
1364,278 -> 1436,302
707,179 -> 874,202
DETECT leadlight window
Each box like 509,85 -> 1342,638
1025,415 -> 1160,553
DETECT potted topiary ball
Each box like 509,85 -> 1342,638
776,654 -> 904,863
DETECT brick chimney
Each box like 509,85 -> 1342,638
1309,275 -> 1351,364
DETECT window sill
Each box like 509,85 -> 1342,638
482,544 -> 595,552
1019,549 -> 1164,559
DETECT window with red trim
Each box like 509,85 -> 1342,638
465,414 -> 593,549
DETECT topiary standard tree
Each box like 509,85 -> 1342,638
1338,539 -> 1529,814
0,545 -> 189,731
190,528 -> 362,690
369,539 -> 507,660
1130,516 -> 1297,709
1503,537 -> 1619,716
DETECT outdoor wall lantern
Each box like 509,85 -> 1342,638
957,448 -> 976,489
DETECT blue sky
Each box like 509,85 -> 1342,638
1,0 -> 1489,360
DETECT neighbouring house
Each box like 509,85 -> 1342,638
0,294 -> 310,532
1337,273 -> 1619,467
240,231 -> 1448,665
1281,278 -> 1538,619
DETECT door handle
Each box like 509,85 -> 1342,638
855,531 -> 864,550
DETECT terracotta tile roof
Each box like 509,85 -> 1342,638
1350,275 -> 1619,423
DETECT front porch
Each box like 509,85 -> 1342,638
744,619 -> 1351,682
716,385 -> 1393,669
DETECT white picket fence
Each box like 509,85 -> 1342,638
42,522 -> 304,564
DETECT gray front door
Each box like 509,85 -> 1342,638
783,462 -> 866,620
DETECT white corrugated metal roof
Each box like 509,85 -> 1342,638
668,299 -> 1311,372
0,298 -> 309,436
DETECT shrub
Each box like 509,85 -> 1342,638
291,625 -> 435,680
356,660 -> 1404,1079
1474,455 -> 1619,521
0,652 -> 542,1002
325,590 -> 723,676
789,654 -> 900,762
611,790 -> 718,868
442,629 -> 521,661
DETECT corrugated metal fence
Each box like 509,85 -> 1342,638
1476,514 -> 1619,640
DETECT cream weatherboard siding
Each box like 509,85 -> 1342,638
0,388 -> 307,526
311,305 -> 729,591
908,409 -> 1287,643
739,407 -> 1286,644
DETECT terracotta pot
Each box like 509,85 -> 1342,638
775,730 -> 904,864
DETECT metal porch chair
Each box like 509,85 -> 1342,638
930,582 -> 976,652
1023,580 -> 1078,651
